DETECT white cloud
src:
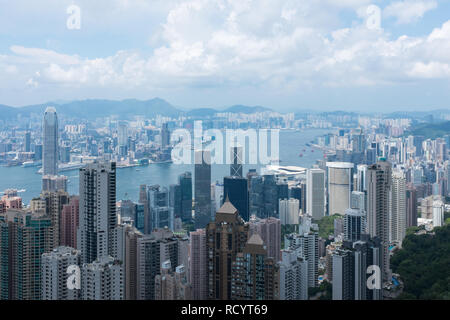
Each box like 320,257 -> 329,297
408,61 -> 450,78
1,0 -> 450,101
384,0 -> 437,24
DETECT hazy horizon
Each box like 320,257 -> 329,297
2,96 -> 449,115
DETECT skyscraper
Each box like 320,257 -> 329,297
390,170 -> 406,245
206,199 -> 249,300
24,131 -> 31,152
117,121 -> 128,157
42,175 -> 68,192
139,184 -> 150,234
355,164 -> 368,192
306,168 -> 325,220
77,161 -> 118,264
332,248 -> 353,300
148,185 -> 173,231
189,229 -> 207,300
285,230 -> 319,288
41,190 -> 69,246
81,256 -> 124,300
161,122 -> 171,149
60,196 -> 80,250
223,176 -> 249,221
41,246 -> 81,300
366,160 -> 392,284
279,198 -> 300,225
248,216 -> 281,262
279,249 -> 308,300
194,150 -> 211,229
136,228 -> 188,300
326,162 -> 354,216
344,208 -> 366,242
406,184 -> 418,228
155,261 -> 192,300
432,200 -> 444,227
0,209 -> 55,300
230,234 -> 279,300
179,172 -> 193,223
248,174 -> 281,219
351,191 -> 365,211
332,238 -> 383,300
230,145 -> 243,178
43,107 -> 58,176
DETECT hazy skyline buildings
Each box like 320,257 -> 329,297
0,0 -> 449,304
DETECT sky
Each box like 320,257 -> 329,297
0,0 -> 450,112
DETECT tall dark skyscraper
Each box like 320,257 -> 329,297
139,184 -> 150,234
179,172 -> 193,223
223,176 -> 249,221
206,199 -> 249,300
77,161 -> 118,264
248,174 -> 283,219
406,183 -> 418,228
194,150 -> 211,229
24,131 -> 31,152
43,107 -> 58,176
366,159 -> 392,284
230,146 -> 243,178
161,122 -> 170,149
170,173 -> 192,223
344,208 -> 366,242
332,238 -> 382,300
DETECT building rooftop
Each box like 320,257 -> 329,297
217,197 -> 238,215
326,162 -> 354,169
247,233 -> 264,246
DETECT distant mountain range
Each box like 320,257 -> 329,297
0,98 -> 273,120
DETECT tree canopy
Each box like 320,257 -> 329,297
391,224 -> 450,300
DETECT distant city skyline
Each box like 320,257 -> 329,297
1,0 -> 450,111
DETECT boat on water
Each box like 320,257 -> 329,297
22,161 -> 41,168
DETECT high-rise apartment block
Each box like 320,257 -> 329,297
81,256 -> 123,300
230,234 -> 279,300
189,228 -> 207,300
366,160 -> 392,284
41,246 -> 81,300
206,199 -> 249,300
307,168 -> 325,220
43,107 -> 58,176
78,161 -> 118,264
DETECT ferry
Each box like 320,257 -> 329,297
22,161 -> 40,168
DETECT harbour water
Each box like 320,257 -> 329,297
0,128 -> 333,204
